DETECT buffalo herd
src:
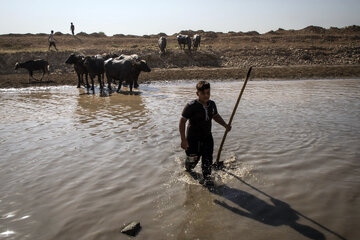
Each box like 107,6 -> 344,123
65,53 -> 151,93
15,33 -> 202,93
175,34 -> 201,51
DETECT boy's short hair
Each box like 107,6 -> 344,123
196,81 -> 210,91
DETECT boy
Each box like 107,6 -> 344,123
179,81 -> 231,186
48,30 -> 58,51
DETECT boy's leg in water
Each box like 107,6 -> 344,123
185,137 -> 201,172
201,135 -> 214,179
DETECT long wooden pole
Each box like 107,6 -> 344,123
215,67 -> 252,164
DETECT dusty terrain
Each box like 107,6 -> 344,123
0,25 -> 359,88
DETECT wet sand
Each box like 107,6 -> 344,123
0,64 -> 359,88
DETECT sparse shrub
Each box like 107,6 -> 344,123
89,32 -> 106,37
204,31 -> 217,39
76,32 -> 88,37
302,54 -> 313,61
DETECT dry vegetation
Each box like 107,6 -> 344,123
0,25 -> 359,87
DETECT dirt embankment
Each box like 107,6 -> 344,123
0,25 -> 360,88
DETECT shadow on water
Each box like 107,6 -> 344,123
207,170 -> 347,240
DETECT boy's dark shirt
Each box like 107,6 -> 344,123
182,99 -> 218,139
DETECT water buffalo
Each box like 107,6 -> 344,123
158,36 -> 167,54
177,34 -> 191,50
15,59 -> 50,82
193,34 -> 201,51
65,53 -> 89,88
83,55 -> 105,93
104,57 -> 151,93
113,54 -> 141,88
116,54 -> 139,61
102,53 -> 119,60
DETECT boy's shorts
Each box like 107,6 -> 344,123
49,42 -> 56,47
185,134 -> 214,177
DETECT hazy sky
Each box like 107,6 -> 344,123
1,0 -> 359,36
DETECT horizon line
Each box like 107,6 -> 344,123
1,24 -> 359,37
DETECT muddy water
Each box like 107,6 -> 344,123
0,79 -> 359,240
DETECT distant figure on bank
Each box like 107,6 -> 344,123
48,30 -> 58,51
71,22 -> 75,35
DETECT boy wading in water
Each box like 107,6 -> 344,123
179,81 -> 231,186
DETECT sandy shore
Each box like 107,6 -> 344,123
0,64 -> 359,88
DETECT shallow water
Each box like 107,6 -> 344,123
0,79 -> 359,240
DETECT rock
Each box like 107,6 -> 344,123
121,221 -> 141,237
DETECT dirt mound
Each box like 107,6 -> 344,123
89,32 -> 107,37
300,26 -> 326,34
343,25 -> 360,33
244,31 -> 260,36
76,32 -> 88,37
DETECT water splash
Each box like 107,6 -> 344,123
174,154 -> 256,185
0,230 -> 15,237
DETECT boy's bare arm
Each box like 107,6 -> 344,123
179,117 -> 189,149
213,114 -> 231,132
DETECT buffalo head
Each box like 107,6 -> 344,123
137,60 -> 151,72
65,53 -> 77,64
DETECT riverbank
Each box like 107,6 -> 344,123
1,25 -> 359,88
1,65 -> 359,88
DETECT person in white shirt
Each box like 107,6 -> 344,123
48,30 -> 58,51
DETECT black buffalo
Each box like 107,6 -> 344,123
116,54 -> 139,61
102,53 -> 119,60
177,34 -> 191,50
114,54 -> 141,88
104,57 -> 151,93
193,34 -> 201,51
158,36 -> 167,54
65,53 -> 89,88
83,55 -> 105,92
15,59 -> 50,82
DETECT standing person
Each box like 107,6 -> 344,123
48,30 -> 58,51
71,22 -> 75,35
179,81 -> 231,186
